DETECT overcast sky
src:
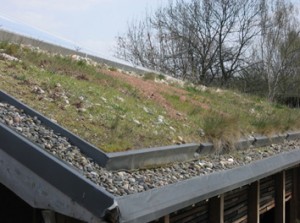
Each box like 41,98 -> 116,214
0,0 -> 167,60
0,0 -> 299,62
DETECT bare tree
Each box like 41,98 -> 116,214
116,0 -> 261,86
213,0 -> 261,85
248,0 -> 300,101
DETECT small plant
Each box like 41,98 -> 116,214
111,103 -> 127,114
110,116 -> 120,131
185,86 -> 198,93
188,106 -> 202,116
21,61 -> 29,70
14,74 -> 27,81
76,74 -> 89,81
158,74 -> 165,80
5,43 -> 20,56
203,112 -> 240,153
250,111 -> 286,135
77,60 -> 86,67
0,41 -> 9,49
143,72 -> 157,81
108,66 -> 117,71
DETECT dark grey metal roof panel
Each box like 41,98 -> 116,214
0,149 -> 107,223
0,122 -> 115,220
0,90 -> 109,166
116,149 -> 300,223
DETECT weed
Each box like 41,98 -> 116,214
188,106 -> 202,116
158,74 -> 165,80
203,112 -> 240,153
21,62 -> 29,70
108,66 -> 117,71
76,74 -> 89,81
7,61 -> 19,68
185,86 -> 199,93
77,60 -> 86,67
0,41 -> 9,49
14,74 -> 27,81
5,43 -> 20,56
111,103 -> 127,114
143,72 -> 157,81
110,116 -> 120,131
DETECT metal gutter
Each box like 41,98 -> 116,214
0,148 -> 109,223
116,149 -> 300,223
0,122 -> 115,222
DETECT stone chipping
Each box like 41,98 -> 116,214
0,101 -> 299,197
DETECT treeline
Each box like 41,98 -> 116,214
116,0 -> 300,103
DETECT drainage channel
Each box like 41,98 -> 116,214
1,90 -> 300,222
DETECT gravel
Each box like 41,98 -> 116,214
0,101 -> 299,197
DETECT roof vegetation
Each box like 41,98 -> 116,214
1,42 -> 300,152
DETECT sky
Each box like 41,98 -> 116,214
0,0 -> 167,61
0,0 -> 299,62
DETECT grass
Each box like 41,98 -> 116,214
1,42 -> 300,153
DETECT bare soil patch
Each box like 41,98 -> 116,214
101,69 -> 209,119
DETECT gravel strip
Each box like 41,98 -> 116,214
0,101 -> 299,197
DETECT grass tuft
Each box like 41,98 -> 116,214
203,112 -> 241,153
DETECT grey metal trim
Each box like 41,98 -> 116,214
198,142 -> 214,153
116,149 -> 300,223
253,134 -> 287,148
0,90 -> 109,166
253,135 -> 272,147
286,131 -> 300,140
235,138 -> 255,150
269,134 -> 286,144
0,122 -> 115,220
106,144 -> 200,170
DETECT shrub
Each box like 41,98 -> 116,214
203,112 -> 240,153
